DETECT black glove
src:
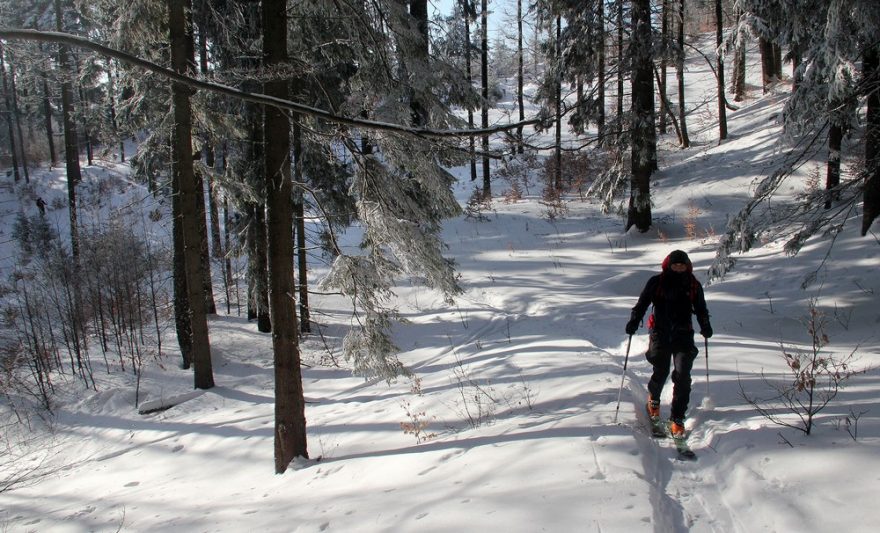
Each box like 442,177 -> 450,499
625,319 -> 639,335
701,325 -> 713,338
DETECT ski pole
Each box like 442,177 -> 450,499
704,337 -> 710,396
613,335 -> 632,423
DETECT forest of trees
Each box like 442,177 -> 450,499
0,0 -> 878,472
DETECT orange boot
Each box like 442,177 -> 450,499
646,396 -> 660,418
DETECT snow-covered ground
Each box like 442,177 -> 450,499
2,40 -> 880,533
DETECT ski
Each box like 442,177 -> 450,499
669,421 -> 697,460
647,415 -> 697,460
648,415 -> 668,438
672,436 -> 697,460
641,404 -> 696,460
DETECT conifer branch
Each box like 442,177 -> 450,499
0,28 -> 543,139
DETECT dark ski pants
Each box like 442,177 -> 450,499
647,350 -> 695,421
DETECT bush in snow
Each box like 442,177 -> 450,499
2,213 -> 170,412
739,298 -> 863,435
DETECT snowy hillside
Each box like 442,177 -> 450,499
2,40 -> 880,533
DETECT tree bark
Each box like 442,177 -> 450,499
172,183 -> 193,369
791,49 -> 803,93
6,49 -> 30,182
597,0 -> 606,140
826,122 -> 842,210
53,0 -> 88,366
463,1 -> 478,179
715,0 -> 727,141
207,174 -> 223,260
0,45 -> 21,183
517,0 -> 526,153
616,0 -> 625,136
197,5 -> 224,288
659,0 -> 669,135
263,0 -> 308,473
77,81 -> 93,167
480,0 -> 490,198
732,7 -> 746,102
677,0 -> 690,148
292,120 -> 310,334
196,168 -> 217,315
627,0 -> 654,232
54,0 -> 82,261
106,64 -> 124,162
862,45 -> 880,235
554,15 -> 562,191
760,37 -> 775,93
409,0 -> 429,126
772,43 -> 782,80
247,200 -> 271,332
223,188 -> 235,315
168,0 -> 214,390
38,43 -> 58,167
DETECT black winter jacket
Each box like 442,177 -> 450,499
630,261 -> 711,358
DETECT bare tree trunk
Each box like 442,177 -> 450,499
677,0 -> 690,148
772,43 -> 782,80
791,49 -> 803,93
616,0 -> 625,136
627,0 -> 654,232
554,15 -> 562,191
184,6 -> 216,317
168,0 -> 214,390
597,0 -> 606,140
263,0 -> 308,473
409,0 -> 429,126
862,45 -> 880,235
76,82 -> 92,167
106,64 -> 124,162
732,7 -> 746,102
197,9 -> 225,276
463,1 -> 478,177
292,120 -> 310,334
517,0 -> 525,153
38,43 -> 58,166
659,0 -> 669,134
6,49 -> 30,183
221,146 -> 235,315
760,37 -> 774,93
196,168 -> 217,315
247,200 -> 271,332
715,0 -> 727,141
207,175 -> 223,259
53,0 -> 88,367
54,0 -> 82,259
172,185 -> 193,369
481,0 -> 490,198
826,122 -> 842,209
0,45 -> 21,182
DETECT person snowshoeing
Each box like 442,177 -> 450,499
625,250 -> 712,437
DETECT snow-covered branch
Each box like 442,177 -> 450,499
0,28 -> 543,140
